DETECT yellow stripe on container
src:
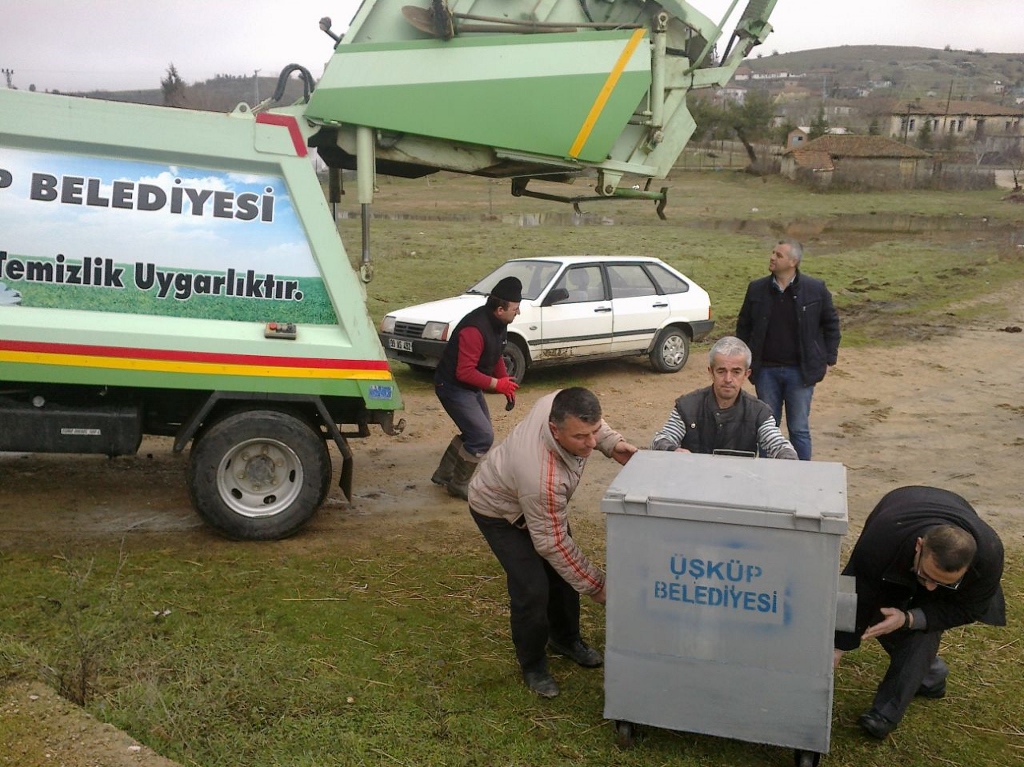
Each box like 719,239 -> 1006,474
568,28 -> 647,159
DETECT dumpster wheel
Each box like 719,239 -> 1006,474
794,749 -> 822,767
614,720 -> 638,749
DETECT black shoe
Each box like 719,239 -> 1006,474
857,710 -> 896,740
916,680 -> 946,699
523,670 -> 559,698
548,638 -> 603,668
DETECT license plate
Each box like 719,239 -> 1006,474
389,338 -> 413,352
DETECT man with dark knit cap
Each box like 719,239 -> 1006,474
432,276 -> 522,499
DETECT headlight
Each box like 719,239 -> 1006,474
423,321 -> 449,341
380,316 -> 396,333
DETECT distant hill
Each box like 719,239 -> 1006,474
60,45 -> 1024,124
742,45 -> 1024,103
73,74 -> 310,112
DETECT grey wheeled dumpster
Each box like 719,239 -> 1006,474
602,451 -> 849,765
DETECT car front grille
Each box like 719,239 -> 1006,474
393,321 -> 426,340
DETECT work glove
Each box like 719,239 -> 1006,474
494,376 -> 518,398
504,394 -> 516,412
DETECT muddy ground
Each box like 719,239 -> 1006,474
1,284 -> 1022,766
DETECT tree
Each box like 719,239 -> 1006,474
808,107 -> 830,139
916,121 -> 933,150
729,89 -> 777,166
775,118 -> 798,146
161,64 -> 187,107
688,95 -> 730,145
868,118 -> 881,136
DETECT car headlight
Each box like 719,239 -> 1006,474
380,316 -> 396,333
423,321 -> 450,341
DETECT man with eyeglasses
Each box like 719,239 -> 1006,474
833,486 -> 1005,739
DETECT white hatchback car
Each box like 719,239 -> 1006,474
379,256 -> 714,381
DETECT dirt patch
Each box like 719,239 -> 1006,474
1,285 -> 1023,765
0,681 -> 180,767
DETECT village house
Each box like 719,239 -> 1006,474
886,99 -> 1024,155
781,134 -> 930,189
786,126 -> 851,150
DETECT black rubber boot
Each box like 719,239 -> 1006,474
446,446 -> 481,500
431,436 -> 463,486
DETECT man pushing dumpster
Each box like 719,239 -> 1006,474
467,387 -> 637,698
833,486 -> 1005,739
649,336 -> 797,459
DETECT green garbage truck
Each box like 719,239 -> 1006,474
0,0 -> 778,540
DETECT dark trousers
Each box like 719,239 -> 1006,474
874,629 -> 947,723
471,509 -> 581,674
436,382 -> 494,456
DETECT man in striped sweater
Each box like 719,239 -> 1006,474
468,387 -> 637,698
650,336 -> 797,459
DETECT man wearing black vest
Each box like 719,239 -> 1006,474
736,239 -> 840,460
650,336 -> 796,459
432,276 -> 522,499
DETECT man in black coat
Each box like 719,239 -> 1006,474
834,486 -> 1006,739
736,239 -> 840,460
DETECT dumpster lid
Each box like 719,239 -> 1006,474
602,452 -> 847,529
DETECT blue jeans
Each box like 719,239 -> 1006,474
755,365 -> 815,460
435,382 -> 494,456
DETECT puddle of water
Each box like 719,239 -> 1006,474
338,209 -> 1017,238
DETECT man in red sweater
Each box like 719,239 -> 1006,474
432,276 -> 521,499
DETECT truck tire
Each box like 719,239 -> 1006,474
188,409 -> 331,541
649,326 -> 690,373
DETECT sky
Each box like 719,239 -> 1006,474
1,1 -> 1021,94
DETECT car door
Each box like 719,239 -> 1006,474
532,265 -> 613,361
605,262 -> 671,353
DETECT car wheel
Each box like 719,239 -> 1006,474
650,326 -> 690,373
188,409 -> 331,540
503,340 -> 529,383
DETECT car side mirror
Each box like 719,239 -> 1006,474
542,288 -> 569,307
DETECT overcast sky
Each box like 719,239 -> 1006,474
1,1 -> 1020,94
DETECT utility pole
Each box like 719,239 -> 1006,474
2,68 -> 14,89
254,69 -> 261,103
944,77 -> 954,135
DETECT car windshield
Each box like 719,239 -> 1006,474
466,260 -> 561,301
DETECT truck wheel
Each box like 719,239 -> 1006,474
188,410 -> 331,541
649,326 -> 690,373
503,340 -> 528,383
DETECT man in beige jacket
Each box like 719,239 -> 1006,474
468,387 -> 637,698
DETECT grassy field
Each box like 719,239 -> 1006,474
343,170 -> 1023,394
2,171 -> 1022,766
0,530 -> 1020,767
